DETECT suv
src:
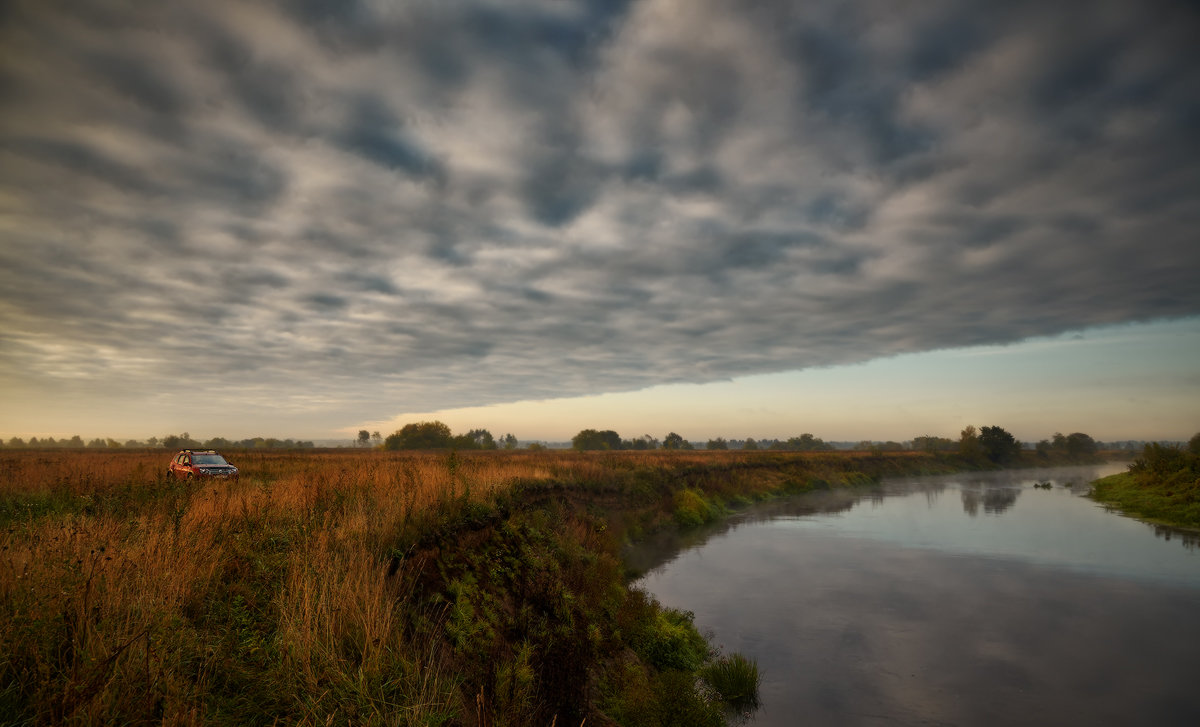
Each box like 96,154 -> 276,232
168,449 -> 239,481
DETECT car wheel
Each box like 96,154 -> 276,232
185,472 -> 193,481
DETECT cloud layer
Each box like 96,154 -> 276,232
2,0 -> 1198,429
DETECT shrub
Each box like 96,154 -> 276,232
636,608 -> 709,672
673,489 -> 715,527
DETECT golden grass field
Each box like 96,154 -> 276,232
0,447 -> 946,725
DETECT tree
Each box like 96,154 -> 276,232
7,437 -> 25,448
357,430 -> 371,448
705,437 -> 728,450
913,435 -> 955,453
1065,432 -> 1097,459
1189,432 -> 1200,456
384,421 -> 454,450
742,438 -> 759,451
86,438 -> 106,448
161,433 -> 199,450
787,433 -> 832,451
454,429 -> 496,450
662,432 -> 685,450
959,426 -> 983,460
371,431 -> 382,447
501,433 -> 519,450
623,434 -> 659,450
572,429 -> 622,451
67,435 -> 85,449
979,425 -> 1021,464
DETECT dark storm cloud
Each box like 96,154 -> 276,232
1,0 -> 1198,422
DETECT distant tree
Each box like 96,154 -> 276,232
7,437 -> 25,448
161,433 -> 200,450
454,429 -> 496,450
623,434 -> 659,450
572,429 -> 622,451
913,435 -> 956,453
1035,439 -> 1052,458
662,432 -> 685,450
501,433 -> 519,450
385,421 -> 454,450
742,438 -> 759,451
204,437 -> 233,449
959,426 -> 983,460
27,437 -> 39,447
527,442 -> 546,451
1051,432 -> 1068,451
86,438 -> 106,449
357,430 -> 371,448
67,435 -> 85,449
371,431 -> 382,447
1065,432 -> 1097,458
784,433 -> 831,451
1189,432 -> 1200,456
979,425 -> 1021,464
706,437 -> 728,450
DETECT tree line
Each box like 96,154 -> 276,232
0,432 -> 315,450
0,422 -> 1118,459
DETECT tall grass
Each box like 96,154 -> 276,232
0,447 -> 953,724
0,449 -> 549,724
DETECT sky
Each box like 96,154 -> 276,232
1,0 -> 1198,444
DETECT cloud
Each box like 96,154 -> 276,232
0,0 -> 1198,432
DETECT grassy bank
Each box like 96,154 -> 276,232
1,448 -> 975,725
1091,441 -> 1200,530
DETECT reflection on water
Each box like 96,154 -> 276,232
960,485 -> 1020,516
633,464 -> 1200,727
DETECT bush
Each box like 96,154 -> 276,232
673,489 -> 715,527
636,608 -> 709,672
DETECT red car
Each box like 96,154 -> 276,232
168,449 -> 239,481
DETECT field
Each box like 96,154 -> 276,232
0,447 -> 962,726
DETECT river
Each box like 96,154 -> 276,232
631,464 -> 1200,726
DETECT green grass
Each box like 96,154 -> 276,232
1092,471 -> 1200,529
701,653 -> 761,712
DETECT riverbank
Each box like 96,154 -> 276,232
0,448 -> 1062,725
1090,443 -> 1200,530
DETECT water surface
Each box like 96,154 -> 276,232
633,464 -> 1200,726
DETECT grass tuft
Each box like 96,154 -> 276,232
701,653 -> 761,712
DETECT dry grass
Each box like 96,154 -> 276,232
0,447 -> 947,724
0,448 -> 558,724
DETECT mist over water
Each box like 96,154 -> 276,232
633,465 -> 1200,726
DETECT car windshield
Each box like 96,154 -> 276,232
193,454 -> 228,465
